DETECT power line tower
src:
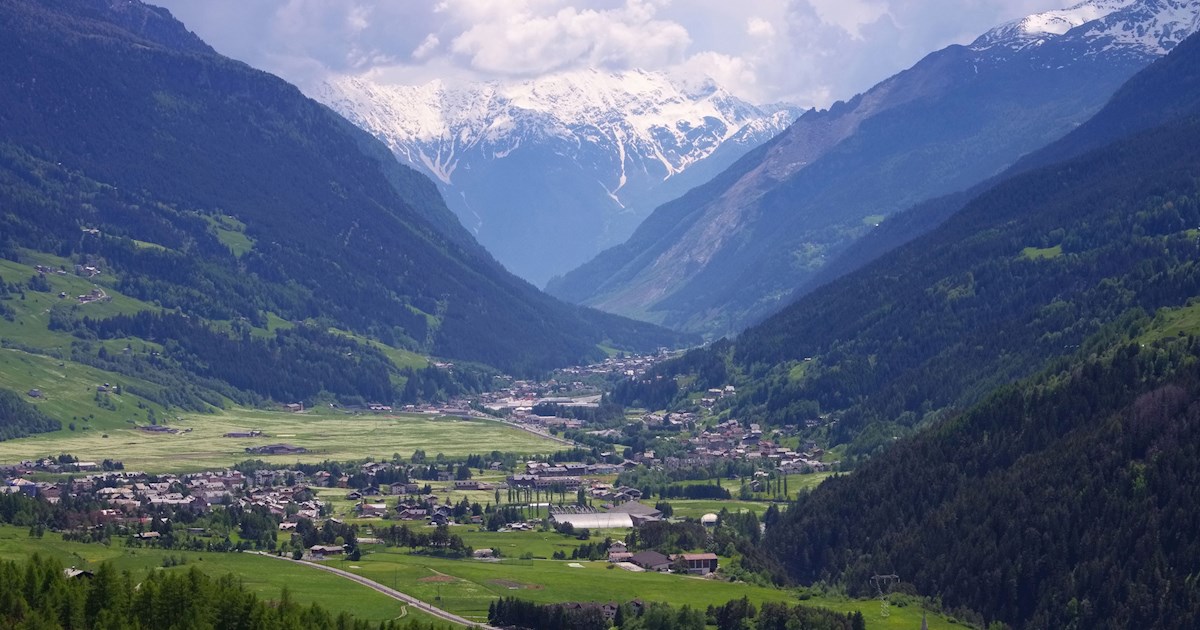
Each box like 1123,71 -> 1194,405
871,574 -> 900,618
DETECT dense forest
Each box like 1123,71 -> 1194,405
0,555 -> 449,630
61,310 -> 395,405
765,331 -> 1200,629
0,389 -> 61,441
487,595 -> 864,630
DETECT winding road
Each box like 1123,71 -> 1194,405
255,552 -> 496,629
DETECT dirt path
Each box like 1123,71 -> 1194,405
254,553 -> 495,629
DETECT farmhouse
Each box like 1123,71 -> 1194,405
629,550 -> 671,572
309,545 -> 344,556
396,508 -> 428,520
680,553 -> 719,575
356,503 -> 388,517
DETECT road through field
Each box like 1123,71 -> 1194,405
498,419 -> 577,446
255,553 -> 495,629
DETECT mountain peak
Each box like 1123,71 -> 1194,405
316,68 -> 786,174
973,0 -> 1200,57
314,68 -> 799,285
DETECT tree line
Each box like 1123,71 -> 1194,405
0,554 -> 452,630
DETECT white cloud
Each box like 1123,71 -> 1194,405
806,0 -> 890,38
443,0 -> 691,76
746,17 -> 776,39
155,0 -> 1066,107
412,34 -> 440,60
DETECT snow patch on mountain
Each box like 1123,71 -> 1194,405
314,69 -> 796,192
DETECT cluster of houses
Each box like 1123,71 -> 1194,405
468,350 -> 679,418
392,500 -> 455,524
556,349 -> 679,379
76,287 -> 109,304
699,385 -> 737,408
506,460 -> 627,492
638,411 -> 700,431
5,458 -> 103,474
670,420 -> 834,474
2,466 -> 324,526
584,482 -> 644,505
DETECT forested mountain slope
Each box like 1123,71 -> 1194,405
550,0 -> 1200,337
699,29 -> 1200,629
615,29 -> 1200,456
768,332 -> 1200,628
0,0 -> 688,397
799,22 -> 1200,307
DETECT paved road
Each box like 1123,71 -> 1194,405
498,419 -> 577,446
255,553 -> 495,629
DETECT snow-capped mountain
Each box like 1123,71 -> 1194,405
314,70 -> 799,286
973,0 -> 1200,58
549,0 -> 1200,336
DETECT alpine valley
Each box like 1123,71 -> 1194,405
5,1 -> 1200,630
316,71 -> 801,286
549,0 -> 1200,336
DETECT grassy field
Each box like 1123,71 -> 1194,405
0,407 -> 560,473
1020,245 -> 1063,260
0,348 -> 170,434
1140,299 -> 1200,343
200,213 -> 255,257
658,499 -> 774,519
330,328 -> 430,371
0,525 -> 460,627
324,538 -> 964,630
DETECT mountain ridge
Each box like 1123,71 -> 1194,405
550,0 -> 1200,336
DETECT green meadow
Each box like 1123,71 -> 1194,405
323,535 -> 961,630
0,525 -> 458,627
0,520 -> 966,630
0,408 -> 559,473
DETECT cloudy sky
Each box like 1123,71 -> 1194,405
156,0 -> 1064,107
